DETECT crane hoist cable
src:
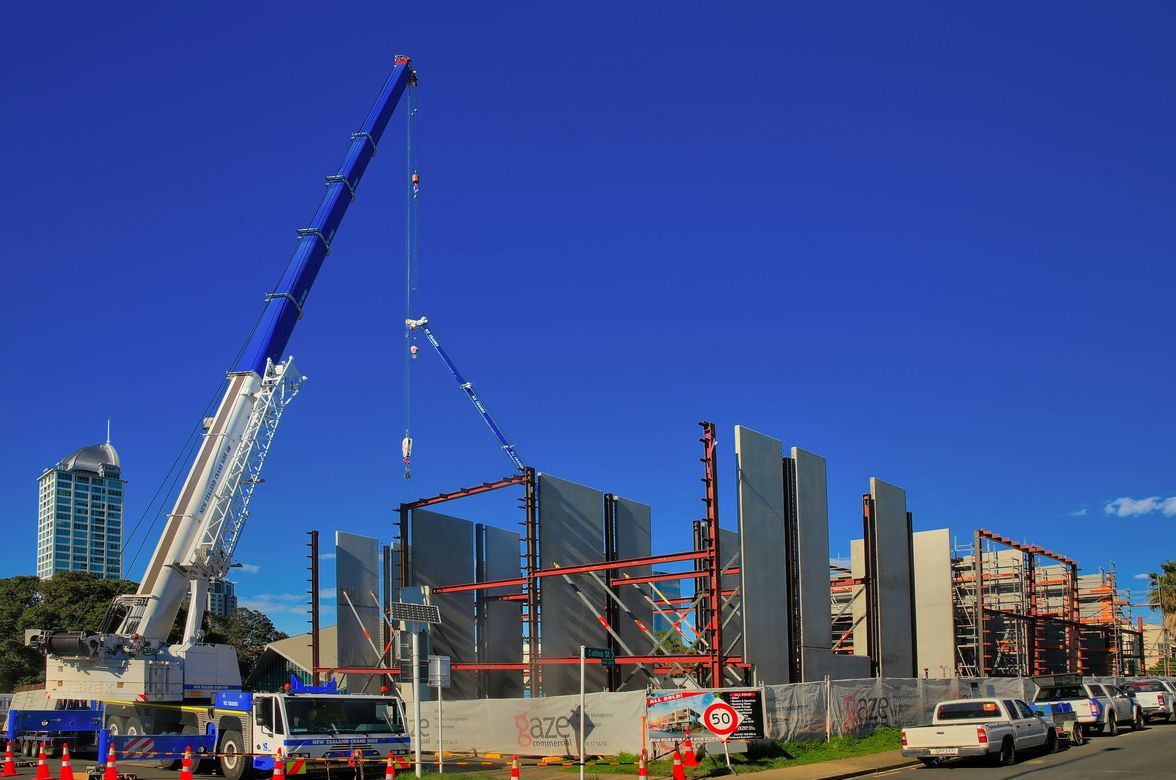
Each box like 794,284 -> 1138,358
402,84 -> 420,480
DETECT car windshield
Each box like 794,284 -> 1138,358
285,697 -> 403,735
1037,686 -> 1086,701
937,701 -> 1003,720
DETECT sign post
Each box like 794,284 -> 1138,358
579,645 -> 586,780
388,601 -> 442,779
429,655 -> 451,775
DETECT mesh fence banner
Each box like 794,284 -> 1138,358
408,689 -> 647,756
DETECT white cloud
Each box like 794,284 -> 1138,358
1104,496 -> 1176,518
319,587 -> 337,600
1067,508 -> 1088,517
239,593 -> 305,615
1135,573 -> 1152,581
320,553 -> 337,560
237,563 -> 261,574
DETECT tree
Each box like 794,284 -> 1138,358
0,576 -> 44,691
204,607 -> 288,680
1148,561 -> 1176,647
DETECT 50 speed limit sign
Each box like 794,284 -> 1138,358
701,700 -> 743,738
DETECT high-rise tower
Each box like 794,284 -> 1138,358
37,438 -> 125,579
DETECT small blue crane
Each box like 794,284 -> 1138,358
405,316 -> 526,475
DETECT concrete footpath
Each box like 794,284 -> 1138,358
735,750 -> 914,780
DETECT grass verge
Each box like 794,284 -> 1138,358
565,727 -> 902,776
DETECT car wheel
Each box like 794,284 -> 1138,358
1132,710 -> 1144,731
219,730 -> 254,780
1045,729 -> 1059,753
999,737 -> 1016,766
1070,722 -> 1085,746
1107,716 -> 1118,736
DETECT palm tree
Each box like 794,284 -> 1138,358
1147,562 -> 1176,664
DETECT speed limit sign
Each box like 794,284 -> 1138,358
702,700 -> 742,738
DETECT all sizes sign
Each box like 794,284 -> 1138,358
646,688 -> 765,744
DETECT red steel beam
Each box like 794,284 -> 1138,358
401,474 -> 529,511
433,549 -> 710,594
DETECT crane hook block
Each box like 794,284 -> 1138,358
402,436 -> 413,464
410,345 -> 420,358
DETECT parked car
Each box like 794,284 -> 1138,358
1121,680 -> 1173,723
1090,682 -> 1144,734
901,697 -> 1059,767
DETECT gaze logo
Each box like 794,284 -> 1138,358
515,709 -> 575,749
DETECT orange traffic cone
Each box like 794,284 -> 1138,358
103,744 -> 118,780
180,746 -> 194,780
670,747 -> 686,780
510,755 -> 520,780
3,741 -> 17,777
681,734 -> 698,768
59,744 -> 74,780
384,752 -> 397,780
272,749 -> 285,780
35,743 -> 52,780
636,752 -> 648,780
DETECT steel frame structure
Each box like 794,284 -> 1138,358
308,422 -> 745,694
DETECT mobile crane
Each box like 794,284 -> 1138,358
19,56 -> 418,777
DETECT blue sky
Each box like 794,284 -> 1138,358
2,3 -> 1173,634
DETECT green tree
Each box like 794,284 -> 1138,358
1147,561 -> 1176,643
204,607 -> 287,680
0,576 -> 44,691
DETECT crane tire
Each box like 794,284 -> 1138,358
219,730 -> 254,780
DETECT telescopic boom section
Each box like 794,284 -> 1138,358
123,57 -> 417,644
236,56 -> 417,376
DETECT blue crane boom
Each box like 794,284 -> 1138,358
236,56 -> 417,375
406,316 -> 526,473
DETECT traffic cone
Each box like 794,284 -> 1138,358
59,744 -> 73,780
636,752 -> 648,780
103,744 -> 118,780
36,743 -> 52,780
3,742 -> 17,777
180,747 -> 194,780
681,734 -> 698,768
510,755 -> 520,780
272,749 -> 285,780
670,748 -> 685,780
384,752 -> 396,780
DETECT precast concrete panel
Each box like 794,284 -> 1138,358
850,539 -> 868,657
802,648 -> 874,681
735,425 -> 790,685
336,531 -> 381,693
480,524 -> 523,698
614,498 -> 653,677
411,509 -> 477,699
538,474 -> 607,695
912,529 -> 954,678
869,478 -> 916,677
792,448 -> 832,652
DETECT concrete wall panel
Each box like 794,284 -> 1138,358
802,648 -> 874,681
614,497 -> 653,677
869,478 -> 916,677
336,531 -> 381,693
850,539 -> 868,657
912,529 -> 954,678
480,524 -> 523,698
735,425 -> 790,685
538,474 -> 607,695
412,509 -> 477,699
792,448 -> 831,652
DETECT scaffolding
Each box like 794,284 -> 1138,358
951,529 -> 1143,677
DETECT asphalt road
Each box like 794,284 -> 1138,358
872,722 -> 1176,779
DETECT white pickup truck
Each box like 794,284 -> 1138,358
1121,680 -> 1175,723
1032,676 -> 1141,736
901,698 -> 1059,767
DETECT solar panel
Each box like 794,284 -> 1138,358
388,602 -> 442,624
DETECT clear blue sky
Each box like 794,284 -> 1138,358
2,3 -> 1173,634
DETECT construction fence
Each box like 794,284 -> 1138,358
408,677 -> 1038,757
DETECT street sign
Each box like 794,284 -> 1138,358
428,655 -> 451,687
702,701 -> 742,739
584,647 -> 616,666
388,601 -> 442,624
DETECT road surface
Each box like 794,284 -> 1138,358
875,722 -> 1176,779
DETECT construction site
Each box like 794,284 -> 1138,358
293,423 -> 1147,700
